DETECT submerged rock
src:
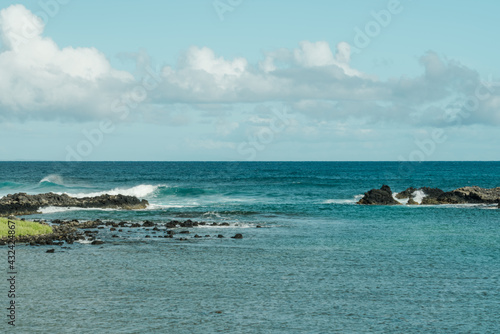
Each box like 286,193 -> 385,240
357,185 -> 401,205
143,220 -> 155,227
0,192 -> 149,216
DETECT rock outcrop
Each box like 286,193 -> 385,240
395,187 -> 417,199
0,192 -> 149,216
395,187 -> 445,205
357,185 -> 401,205
436,186 -> 500,204
358,185 -> 500,206
407,198 -> 418,205
420,187 -> 445,199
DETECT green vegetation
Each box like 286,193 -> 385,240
0,218 -> 52,238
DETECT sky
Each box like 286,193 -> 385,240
0,0 -> 499,161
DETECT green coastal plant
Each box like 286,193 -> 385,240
0,218 -> 52,238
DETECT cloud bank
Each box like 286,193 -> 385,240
0,4 -> 498,127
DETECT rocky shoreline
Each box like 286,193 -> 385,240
0,192 -> 149,216
358,185 -> 500,207
0,218 -> 250,247
0,192 -> 251,249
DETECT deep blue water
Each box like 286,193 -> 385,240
1,162 -> 499,333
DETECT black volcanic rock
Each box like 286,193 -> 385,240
396,187 -> 444,202
420,187 -> 445,199
407,198 -> 418,205
436,186 -> 500,204
0,192 -> 148,216
357,185 -> 401,205
359,186 -> 500,206
395,187 -> 417,199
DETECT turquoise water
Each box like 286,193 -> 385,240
1,162 -> 499,333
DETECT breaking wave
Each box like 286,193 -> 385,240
39,174 -> 65,185
62,184 -> 162,199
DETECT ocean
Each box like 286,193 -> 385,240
1,161 -> 499,333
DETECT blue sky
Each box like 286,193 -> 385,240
0,0 -> 499,161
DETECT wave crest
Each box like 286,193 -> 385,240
40,174 -> 65,185
63,184 -> 163,199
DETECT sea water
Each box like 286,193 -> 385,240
0,162 -> 499,333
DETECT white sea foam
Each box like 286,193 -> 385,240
195,222 -> 256,229
323,194 -> 363,204
231,223 -> 256,228
435,203 -> 494,209
61,184 -> 163,199
76,239 -> 93,244
393,190 -> 427,205
392,192 -> 408,205
411,190 -> 427,204
203,211 -> 223,218
481,205 -> 499,210
146,203 -> 197,210
40,206 -> 120,214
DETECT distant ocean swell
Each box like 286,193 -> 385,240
1,172 -> 498,211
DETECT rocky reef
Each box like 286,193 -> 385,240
358,185 -> 500,206
0,218 -> 249,247
0,192 -> 149,216
357,185 -> 401,205
433,186 -> 500,205
0,223 -> 83,246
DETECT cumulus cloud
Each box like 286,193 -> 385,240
388,52 -> 500,126
292,41 -> 362,77
0,5 -> 498,128
0,4 -> 133,120
154,44 -> 500,128
156,40 -> 383,104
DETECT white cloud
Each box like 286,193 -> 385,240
160,46 -> 252,100
292,41 -> 362,77
0,5 -> 498,129
156,41 -> 382,104
294,41 -> 335,68
0,4 -> 43,49
184,46 -> 247,78
0,4 -> 133,120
